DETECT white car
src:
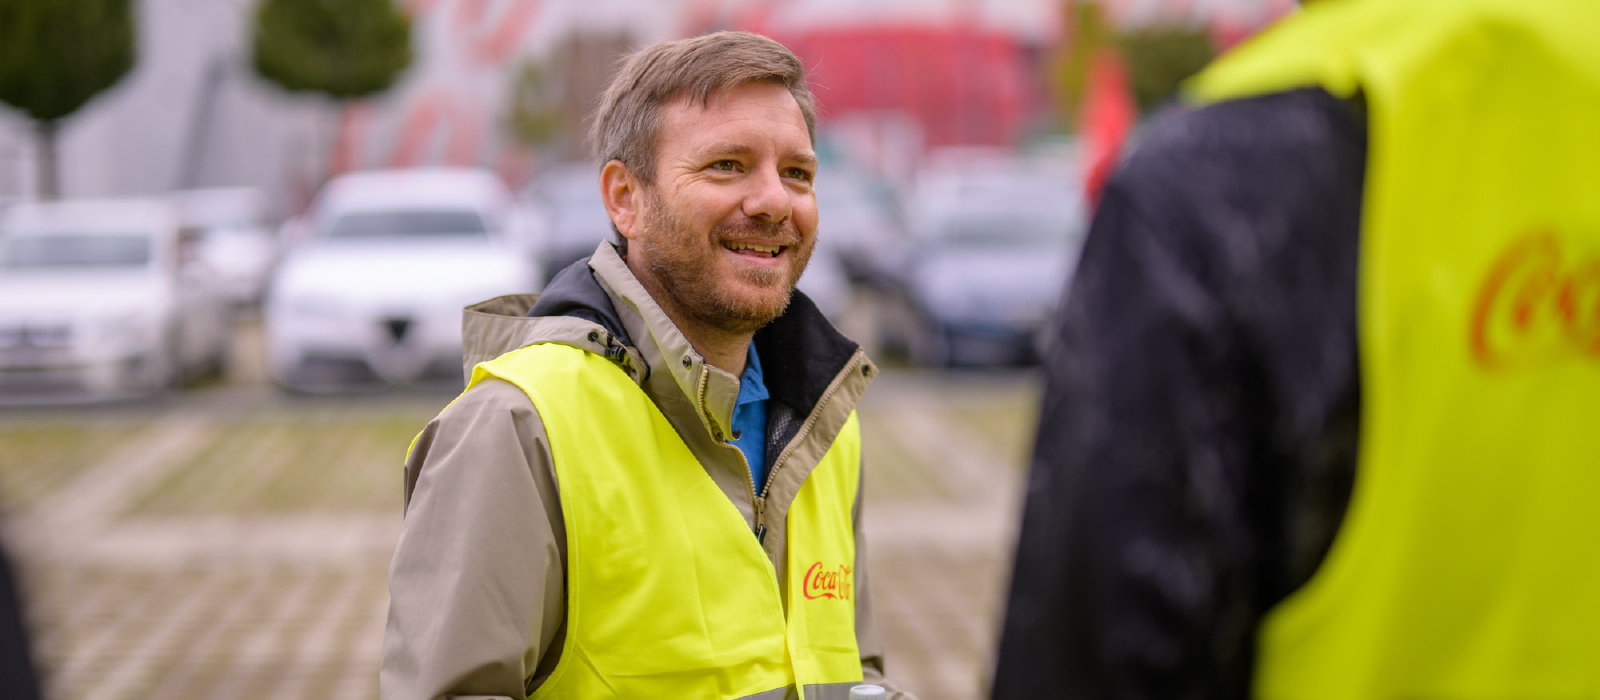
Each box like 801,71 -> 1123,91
171,187 -> 280,311
264,167 -> 542,390
0,198 -> 231,401
521,162 -> 613,282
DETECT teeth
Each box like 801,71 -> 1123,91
725,242 -> 782,256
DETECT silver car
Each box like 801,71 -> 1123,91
0,199 -> 231,401
264,167 -> 542,391
885,171 -> 1088,367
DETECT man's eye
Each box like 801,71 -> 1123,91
711,160 -> 739,171
784,167 -> 814,182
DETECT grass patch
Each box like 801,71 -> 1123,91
942,392 -> 1042,473
0,419 -> 150,510
859,410 -> 955,503
123,409 -> 433,516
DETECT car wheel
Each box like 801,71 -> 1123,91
875,289 -> 919,360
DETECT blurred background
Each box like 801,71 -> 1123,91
0,0 -> 1291,697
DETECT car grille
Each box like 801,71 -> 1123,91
0,322 -> 75,368
0,322 -> 72,349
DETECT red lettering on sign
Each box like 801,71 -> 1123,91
1470,230 -> 1600,369
802,562 -> 853,601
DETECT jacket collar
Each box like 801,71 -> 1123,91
464,240 -> 873,445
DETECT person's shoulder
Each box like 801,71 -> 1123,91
436,375 -> 543,425
1099,87 -> 1368,252
1128,88 -> 1364,162
1116,88 -> 1366,198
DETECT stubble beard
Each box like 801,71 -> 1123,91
634,189 -> 812,337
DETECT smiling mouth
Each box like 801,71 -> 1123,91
723,241 -> 785,258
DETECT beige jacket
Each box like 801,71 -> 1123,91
381,243 -> 913,700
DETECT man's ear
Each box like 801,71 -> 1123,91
601,160 -> 641,241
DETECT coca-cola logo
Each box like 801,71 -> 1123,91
802,562 -> 853,601
1470,230 -> 1600,369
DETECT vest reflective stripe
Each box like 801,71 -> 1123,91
1192,1 -> 1600,697
738,682 -> 868,700
471,342 -> 863,699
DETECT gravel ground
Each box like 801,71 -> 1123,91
0,339 -> 1039,700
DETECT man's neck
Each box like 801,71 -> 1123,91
626,255 -> 751,376
680,323 -> 751,377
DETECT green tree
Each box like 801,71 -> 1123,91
251,0 -> 412,100
1048,1 -> 1114,129
251,0 -> 412,180
0,0 -> 135,199
507,59 -> 563,154
1115,26 -> 1215,113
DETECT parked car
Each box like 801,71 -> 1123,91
264,167 -> 542,391
884,176 -> 1088,367
170,187 -> 279,313
796,239 -> 852,326
521,163 -> 611,282
813,167 -> 907,289
0,198 -> 231,401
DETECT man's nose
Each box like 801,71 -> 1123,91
741,167 -> 792,224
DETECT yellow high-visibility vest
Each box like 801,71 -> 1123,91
471,342 -> 864,699
1190,1 -> 1600,697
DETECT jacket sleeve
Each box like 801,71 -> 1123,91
381,378 -> 566,700
853,457 -> 918,700
990,90 -> 1367,700
991,137 -> 1265,700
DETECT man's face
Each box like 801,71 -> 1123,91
626,81 -> 819,337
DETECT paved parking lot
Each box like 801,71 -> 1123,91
0,322 -> 1040,700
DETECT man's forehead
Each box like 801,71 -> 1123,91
660,85 -> 813,151
665,83 -> 803,121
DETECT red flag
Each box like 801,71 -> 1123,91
1079,48 -> 1136,208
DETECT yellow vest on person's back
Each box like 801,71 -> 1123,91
470,342 -> 864,700
1190,0 -> 1600,697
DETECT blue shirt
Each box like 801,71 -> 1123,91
731,343 -> 770,491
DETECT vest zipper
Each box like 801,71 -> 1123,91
700,362 -> 770,543
753,350 -> 866,541
753,495 -> 767,543
710,351 -> 866,545
737,447 -> 766,543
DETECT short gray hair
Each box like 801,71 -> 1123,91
590,31 -> 816,186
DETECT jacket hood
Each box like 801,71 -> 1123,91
525,255 -> 633,345
460,244 -> 646,385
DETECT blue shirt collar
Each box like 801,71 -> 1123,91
737,342 -> 769,406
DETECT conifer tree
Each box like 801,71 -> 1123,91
0,0 -> 136,199
251,0 -> 412,101
252,0 -> 412,182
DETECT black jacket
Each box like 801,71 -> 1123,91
993,88 -> 1368,699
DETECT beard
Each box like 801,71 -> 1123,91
633,188 -> 813,337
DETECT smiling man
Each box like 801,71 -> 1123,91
381,31 -> 913,700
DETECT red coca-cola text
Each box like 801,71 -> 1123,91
1469,230 -> 1600,368
802,562 -> 853,601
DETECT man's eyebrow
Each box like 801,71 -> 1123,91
695,142 -> 755,159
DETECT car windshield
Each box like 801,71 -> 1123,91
326,209 -> 490,240
927,211 -> 1077,250
0,233 -> 152,270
